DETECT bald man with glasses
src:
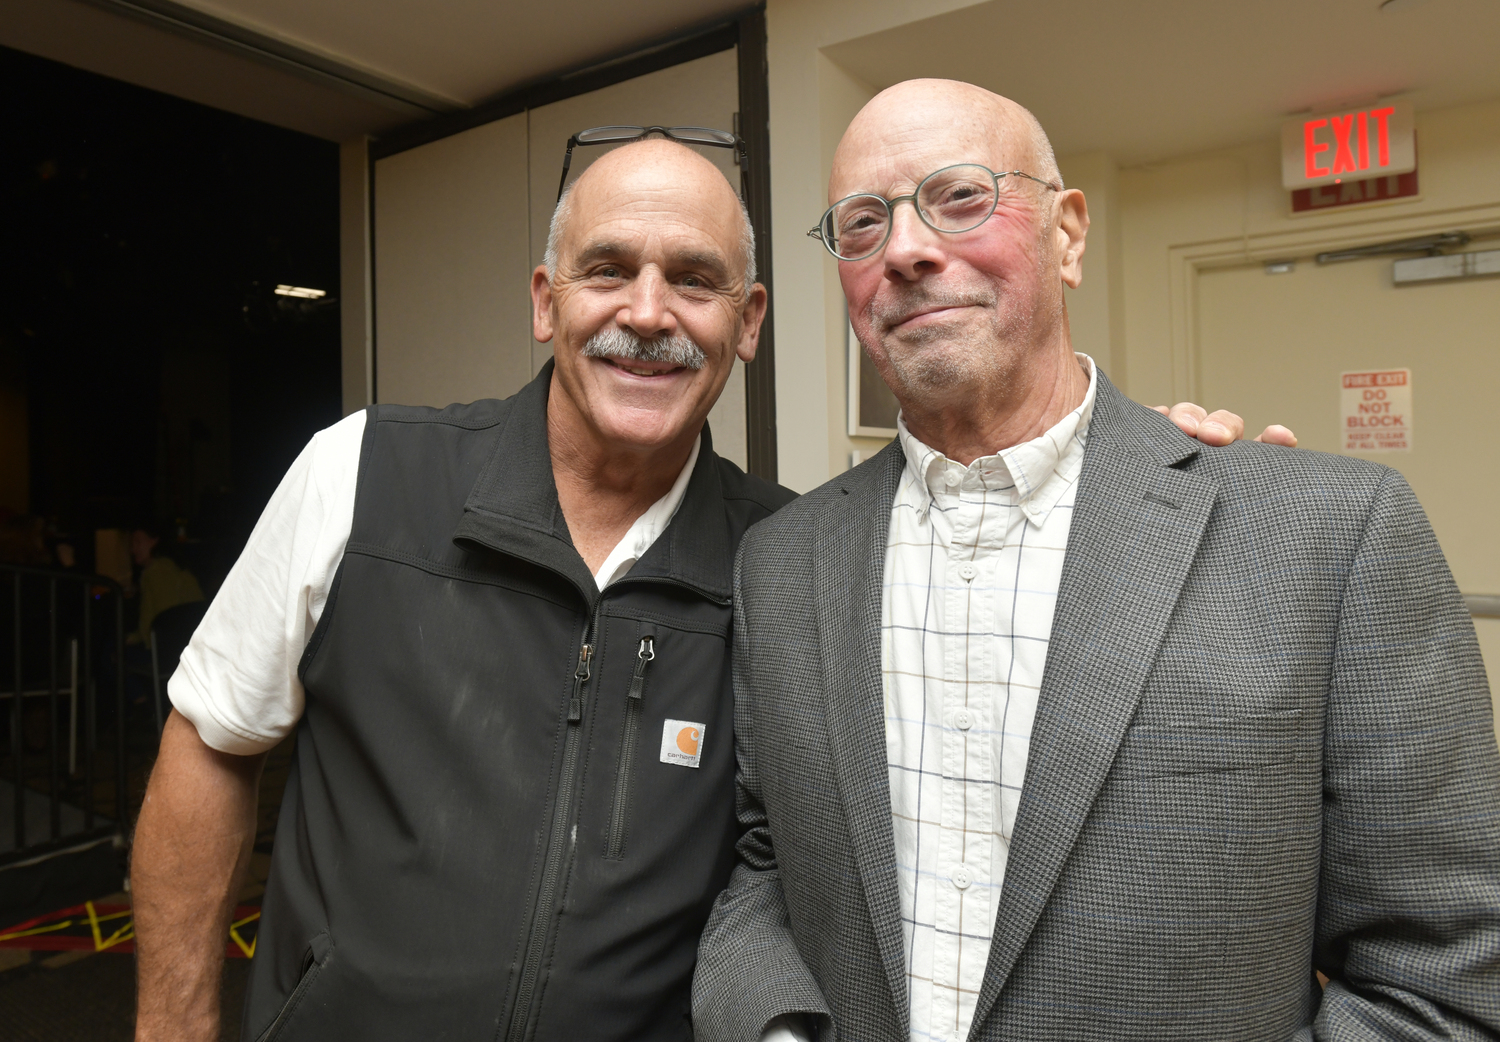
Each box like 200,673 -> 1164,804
694,79 -> 1500,1042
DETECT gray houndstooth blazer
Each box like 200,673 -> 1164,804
692,372 -> 1500,1042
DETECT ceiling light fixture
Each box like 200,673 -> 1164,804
274,284 -> 327,299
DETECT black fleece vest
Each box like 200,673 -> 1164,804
242,365 -> 793,1042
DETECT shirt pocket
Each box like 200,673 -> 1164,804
1111,708 -> 1315,779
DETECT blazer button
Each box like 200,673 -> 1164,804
951,864 -> 973,890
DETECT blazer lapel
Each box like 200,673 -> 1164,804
969,377 -> 1221,1035
813,441 -> 911,1033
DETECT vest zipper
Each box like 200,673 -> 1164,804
506,634 -> 594,1042
605,634 -> 654,860
503,577 -> 723,1040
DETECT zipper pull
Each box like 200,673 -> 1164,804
627,636 -> 655,701
568,643 -> 593,722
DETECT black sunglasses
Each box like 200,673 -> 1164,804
556,125 -> 747,201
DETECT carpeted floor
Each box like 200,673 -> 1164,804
0,730 -> 293,1040
0,949 -> 250,1041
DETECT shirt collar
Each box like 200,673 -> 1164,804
593,434 -> 700,588
896,353 -> 1097,526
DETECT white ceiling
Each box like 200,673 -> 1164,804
4,0 -> 1498,161
0,0 -> 749,140
176,0 -> 749,107
822,0 -> 1500,167
3,0 -> 409,139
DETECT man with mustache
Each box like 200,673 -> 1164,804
693,80 -> 1500,1042
130,138 -> 782,1042
129,134 -> 1283,1041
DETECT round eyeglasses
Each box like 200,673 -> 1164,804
807,164 -> 1059,262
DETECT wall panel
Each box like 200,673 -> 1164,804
373,113 -> 534,408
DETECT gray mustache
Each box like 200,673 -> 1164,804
581,327 -> 706,370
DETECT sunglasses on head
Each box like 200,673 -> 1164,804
556,125 -> 747,202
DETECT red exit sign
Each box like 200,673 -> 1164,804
1281,100 -> 1414,190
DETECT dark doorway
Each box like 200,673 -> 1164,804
0,42 -> 342,588
0,45 -> 341,1033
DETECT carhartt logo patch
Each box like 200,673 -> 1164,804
660,720 -> 705,768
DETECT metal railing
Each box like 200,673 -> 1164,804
1,564 -> 127,865
1465,594 -> 1500,619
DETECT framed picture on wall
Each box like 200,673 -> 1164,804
847,322 -> 900,438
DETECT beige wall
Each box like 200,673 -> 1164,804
373,113 -> 534,409
816,53 -> 881,475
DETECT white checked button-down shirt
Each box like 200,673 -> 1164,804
884,355 -> 1096,1042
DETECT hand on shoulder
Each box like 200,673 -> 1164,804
1153,402 -> 1298,448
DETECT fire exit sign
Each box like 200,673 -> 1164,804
1281,100 -> 1414,190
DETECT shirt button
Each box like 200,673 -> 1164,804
943,470 -> 961,488
958,562 -> 977,582
954,708 -> 974,731
951,864 -> 972,890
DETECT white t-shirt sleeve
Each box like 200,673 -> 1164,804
169,409 -> 366,755
759,1016 -> 812,1042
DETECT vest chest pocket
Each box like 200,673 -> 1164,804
591,608 -> 731,864
605,633 -> 655,860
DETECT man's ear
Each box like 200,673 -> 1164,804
1055,189 -> 1089,289
531,266 -> 556,342
734,282 -> 769,363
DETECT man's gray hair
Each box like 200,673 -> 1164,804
543,178 -> 758,294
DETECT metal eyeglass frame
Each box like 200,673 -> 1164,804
557,125 -> 748,202
807,164 -> 1060,261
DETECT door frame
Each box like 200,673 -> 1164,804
1167,199 -> 1500,403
